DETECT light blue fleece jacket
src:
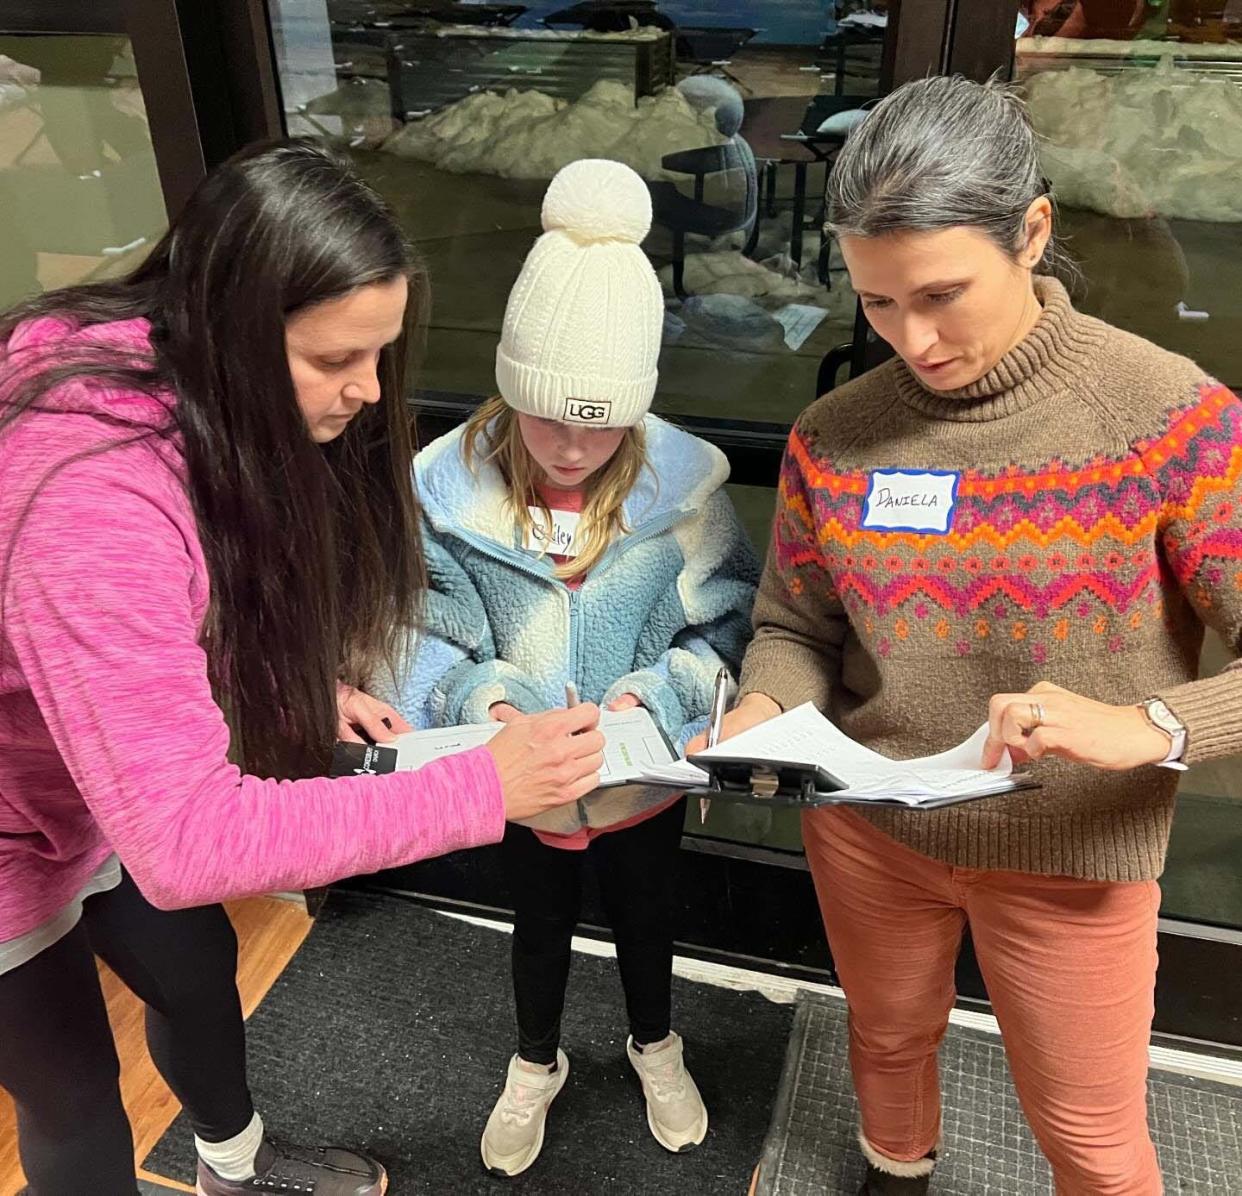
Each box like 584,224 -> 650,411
383,415 -> 759,749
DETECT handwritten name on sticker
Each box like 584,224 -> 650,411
525,507 -> 582,557
861,469 -> 960,535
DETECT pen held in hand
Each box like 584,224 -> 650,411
565,681 -> 580,708
701,667 -> 731,824
706,667 -> 729,748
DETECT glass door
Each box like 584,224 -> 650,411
257,0 -> 915,977
263,0 -> 906,846
252,0 -> 1242,1040
0,1 -> 168,310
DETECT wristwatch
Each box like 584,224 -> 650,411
1140,697 -> 1188,770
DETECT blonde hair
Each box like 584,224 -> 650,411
462,396 -> 647,579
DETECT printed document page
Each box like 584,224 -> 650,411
390,707 -> 678,787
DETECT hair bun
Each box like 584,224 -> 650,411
541,159 -> 652,245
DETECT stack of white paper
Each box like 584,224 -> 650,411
388,707 -> 678,788
639,703 -> 1017,806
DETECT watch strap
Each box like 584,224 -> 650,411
1157,730 -> 1188,771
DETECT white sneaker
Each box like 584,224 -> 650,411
626,1032 -> 708,1152
480,1050 -> 569,1177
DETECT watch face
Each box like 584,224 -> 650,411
1146,700 -> 1182,736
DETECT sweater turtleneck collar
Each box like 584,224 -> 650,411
892,276 -> 1106,423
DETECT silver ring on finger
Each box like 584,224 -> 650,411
1026,701 -> 1045,734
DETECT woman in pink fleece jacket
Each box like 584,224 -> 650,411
0,140 -> 603,1196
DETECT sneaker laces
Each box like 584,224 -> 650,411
498,1078 -> 545,1127
643,1055 -> 689,1104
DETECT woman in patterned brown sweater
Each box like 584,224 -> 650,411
698,77 -> 1242,1194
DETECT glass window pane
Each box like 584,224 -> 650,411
0,34 -> 166,310
1162,631 -> 1242,928
1019,4 -> 1242,929
268,1 -> 890,433
1017,4 -> 1242,387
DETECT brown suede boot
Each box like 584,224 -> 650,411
856,1132 -> 937,1195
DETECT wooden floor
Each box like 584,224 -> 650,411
0,897 -> 312,1196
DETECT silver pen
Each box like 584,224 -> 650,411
701,667 -> 731,824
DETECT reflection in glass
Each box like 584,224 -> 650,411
268,2 -> 890,428
0,35 -> 165,310
1016,2 -> 1241,384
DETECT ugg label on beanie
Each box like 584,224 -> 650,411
564,397 -> 612,424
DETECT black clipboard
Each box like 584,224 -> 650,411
685,752 -> 1037,810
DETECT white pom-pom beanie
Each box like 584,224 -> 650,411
495,158 -> 663,429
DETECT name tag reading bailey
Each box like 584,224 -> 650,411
861,469 -> 960,535
525,507 -> 582,557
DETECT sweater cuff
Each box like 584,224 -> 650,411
1157,670 -> 1242,764
459,681 -> 509,726
738,639 -> 833,713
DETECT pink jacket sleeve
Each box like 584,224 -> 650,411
5,450 -> 505,910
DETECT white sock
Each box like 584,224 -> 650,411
195,1111 -> 264,1181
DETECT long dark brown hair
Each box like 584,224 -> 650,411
0,139 -> 426,779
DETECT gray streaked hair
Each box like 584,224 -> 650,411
826,75 -> 1068,276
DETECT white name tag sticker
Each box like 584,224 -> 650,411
861,469 -> 960,535
525,507 -> 582,557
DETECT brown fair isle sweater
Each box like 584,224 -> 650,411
739,278 -> 1242,882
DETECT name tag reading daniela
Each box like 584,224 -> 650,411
861,469 -> 960,535
525,507 -> 582,557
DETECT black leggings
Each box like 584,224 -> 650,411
0,869 -> 254,1196
501,796 -> 686,1065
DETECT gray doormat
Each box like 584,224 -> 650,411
144,890 -> 793,1192
756,991 -> 1242,1195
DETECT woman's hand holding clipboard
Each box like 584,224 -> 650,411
691,671 -> 783,823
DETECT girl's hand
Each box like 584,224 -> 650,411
607,694 -> 643,712
336,684 -> 411,744
981,681 -> 1172,772
490,702 -> 523,723
685,692 -> 782,756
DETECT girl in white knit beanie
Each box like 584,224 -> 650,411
387,158 -> 759,1175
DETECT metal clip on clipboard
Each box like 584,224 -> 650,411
689,753 -> 1038,810
689,754 -> 849,807
694,670 -> 850,810
751,766 -> 780,799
